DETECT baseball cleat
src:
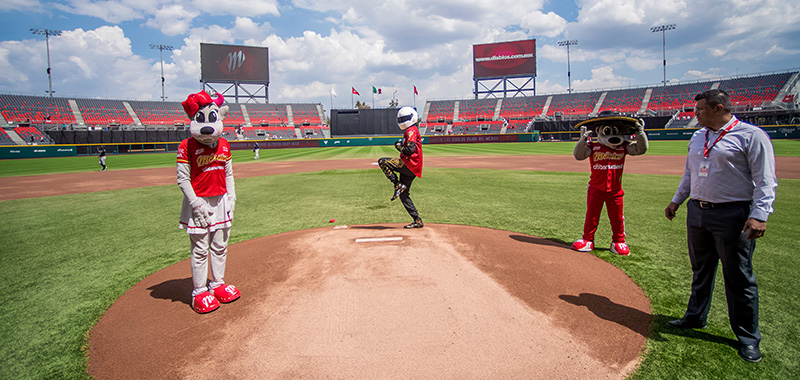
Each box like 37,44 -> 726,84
571,239 -> 594,252
192,291 -> 220,314
391,184 -> 407,201
211,284 -> 241,303
611,242 -> 630,256
404,219 -> 424,229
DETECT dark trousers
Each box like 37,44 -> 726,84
378,157 -> 420,220
684,200 -> 760,346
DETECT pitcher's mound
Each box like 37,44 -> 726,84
88,224 -> 650,379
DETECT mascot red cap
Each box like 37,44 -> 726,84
182,91 -> 225,119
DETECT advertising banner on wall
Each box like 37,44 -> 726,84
473,39 -> 536,79
200,43 -> 270,83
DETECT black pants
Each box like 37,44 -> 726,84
378,157 -> 420,221
683,200 -> 760,346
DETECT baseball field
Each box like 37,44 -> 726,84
1,140 -> 799,379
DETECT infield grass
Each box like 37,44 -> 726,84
0,140 -> 798,379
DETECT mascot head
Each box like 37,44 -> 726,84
182,91 -> 228,146
397,106 -> 419,130
574,111 -> 642,148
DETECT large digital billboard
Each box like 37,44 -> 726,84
200,43 -> 269,83
473,39 -> 536,79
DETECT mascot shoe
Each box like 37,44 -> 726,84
611,242 -> 630,256
211,284 -> 241,303
192,291 -> 220,314
572,239 -> 594,252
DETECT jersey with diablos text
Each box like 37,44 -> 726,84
587,140 -> 628,192
177,137 -> 231,197
400,125 -> 423,178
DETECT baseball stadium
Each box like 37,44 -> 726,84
2,29 -> 800,380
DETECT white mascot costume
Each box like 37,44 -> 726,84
177,91 -> 241,314
571,111 -> 648,256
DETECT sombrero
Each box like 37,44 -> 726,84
574,111 -> 641,134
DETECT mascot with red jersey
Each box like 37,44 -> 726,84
177,91 -> 241,313
571,111 -> 649,256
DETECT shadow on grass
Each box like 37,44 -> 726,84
652,313 -> 739,348
147,278 -> 193,306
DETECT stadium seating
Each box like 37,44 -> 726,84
14,126 -> 52,143
499,96 -> 545,120
292,104 -> 323,125
647,82 -> 714,111
426,100 -> 455,122
0,94 -> 75,124
452,120 -> 503,134
599,89 -> 646,114
128,100 -> 189,125
718,72 -> 793,107
247,104 -> 289,126
223,105 -> 245,126
0,128 -> 16,145
547,92 -> 599,116
75,98 -> 133,126
458,99 -> 496,121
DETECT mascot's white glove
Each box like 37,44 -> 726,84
189,198 -> 214,228
227,195 -> 236,221
579,125 -> 592,142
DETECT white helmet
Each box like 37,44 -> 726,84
397,106 -> 419,130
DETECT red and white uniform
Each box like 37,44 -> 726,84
582,141 -> 628,243
177,137 -> 233,234
400,125 -> 423,178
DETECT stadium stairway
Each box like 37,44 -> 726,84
68,100 -> 86,126
123,102 -> 142,125
5,128 -> 28,145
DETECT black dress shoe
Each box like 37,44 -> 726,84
666,318 -> 707,329
738,344 -> 762,362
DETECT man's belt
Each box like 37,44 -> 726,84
691,199 -> 750,210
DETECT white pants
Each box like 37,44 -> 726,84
190,228 -> 229,296
254,149 -> 259,159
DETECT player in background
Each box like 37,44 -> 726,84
378,107 -> 424,228
98,145 -> 107,171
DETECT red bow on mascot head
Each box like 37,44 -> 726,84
182,91 -> 228,146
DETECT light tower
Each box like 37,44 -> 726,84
651,24 -> 676,87
150,44 -> 174,101
557,40 -> 578,93
30,28 -> 62,98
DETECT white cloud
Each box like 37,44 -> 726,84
52,0 -> 148,23
571,66 -> 633,91
192,0 -> 279,17
1,0 -> 44,12
521,11 -> 567,38
145,5 -> 200,36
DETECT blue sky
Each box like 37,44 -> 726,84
1,0 -> 798,112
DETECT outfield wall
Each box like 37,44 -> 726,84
2,127 -> 797,159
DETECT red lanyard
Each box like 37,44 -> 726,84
703,119 -> 738,158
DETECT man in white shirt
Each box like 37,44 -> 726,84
664,89 -> 777,363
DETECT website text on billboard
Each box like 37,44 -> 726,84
200,43 -> 270,83
473,39 -> 536,79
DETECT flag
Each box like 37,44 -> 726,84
331,87 -> 337,97
373,86 -> 382,94
352,87 -> 360,96
414,85 -> 418,95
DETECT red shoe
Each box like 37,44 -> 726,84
192,291 -> 220,314
571,239 -> 594,252
211,284 -> 241,303
611,242 -> 630,256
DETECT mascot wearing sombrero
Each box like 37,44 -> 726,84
571,111 -> 649,256
177,91 -> 241,313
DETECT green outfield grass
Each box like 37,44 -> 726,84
0,141 -> 798,379
2,139 -> 799,178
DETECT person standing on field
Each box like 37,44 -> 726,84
664,89 -> 777,363
378,106 -> 424,229
98,145 -> 107,171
